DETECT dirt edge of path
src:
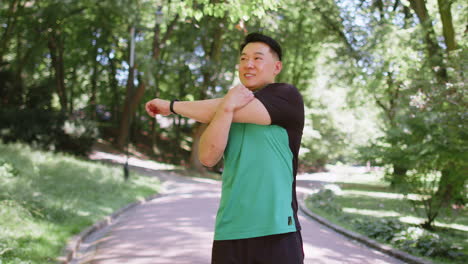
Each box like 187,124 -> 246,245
57,191 -> 163,264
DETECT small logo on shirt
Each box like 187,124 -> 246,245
288,216 -> 292,226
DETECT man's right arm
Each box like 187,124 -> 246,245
174,99 -> 222,123
145,90 -> 271,125
145,98 -> 222,123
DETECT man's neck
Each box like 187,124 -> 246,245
249,81 -> 275,92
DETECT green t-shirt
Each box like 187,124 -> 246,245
214,123 -> 297,240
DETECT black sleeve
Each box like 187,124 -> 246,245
254,83 -> 304,131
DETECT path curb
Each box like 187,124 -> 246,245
57,192 -> 163,264
298,196 -> 433,264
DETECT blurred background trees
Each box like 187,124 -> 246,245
1,0 -> 466,228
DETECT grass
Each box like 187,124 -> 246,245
303,165 -> 467,264
0,142 -> 161,264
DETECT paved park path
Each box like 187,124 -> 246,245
71,152 -> 406,264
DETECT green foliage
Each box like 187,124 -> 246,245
353,218 -> 405,242
0,108 -> 98,156
306,187 -> 343,215
0,141 -> 160,264
0,159 -> 20,178
248,0 -> 352,169
353,217 -> 464,259
0,0 -> 465,188
359,75 -> 467,227
300,105 -> 348,171
1,0 -> 363,169
306,178 -> 467,263
342,0 -> 468,229
174,0 -> 280,22
392,227 -> 463,258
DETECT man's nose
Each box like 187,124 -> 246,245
246,59 -> 254,68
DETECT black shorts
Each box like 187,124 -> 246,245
211,231 -> 304,264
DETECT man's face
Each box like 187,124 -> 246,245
239,42 -> 282,91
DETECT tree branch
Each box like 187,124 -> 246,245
312,5 -> 361,62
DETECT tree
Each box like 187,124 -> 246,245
326,0 -> 466,228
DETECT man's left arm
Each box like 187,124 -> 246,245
232,98 -> 271,125
198,85 -> 261,167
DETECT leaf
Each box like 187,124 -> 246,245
194,10 -> 203,21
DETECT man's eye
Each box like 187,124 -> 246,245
255,57 -> 262,60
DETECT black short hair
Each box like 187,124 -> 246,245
240,32 -> 282,61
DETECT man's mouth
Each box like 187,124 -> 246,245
244,73 -> 255,77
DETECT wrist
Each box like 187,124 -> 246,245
170,99 -> 179,115
220,101 -> 235,113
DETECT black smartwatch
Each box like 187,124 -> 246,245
170,99 -> 179,115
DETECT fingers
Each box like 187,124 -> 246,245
145,100 -> 159,117
235,83 -> 249,92
241,86 -> 254,100
145,102 -> 153,117
223,85 -> 254,111
243,90 -> 254,101
232,84 -> 252,95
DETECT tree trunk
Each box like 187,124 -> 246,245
408,0 -> 448,83
116,65 -> 134,148
390,165 -> 407,187
47,28 -> 68,112
12,29 -> 24,105
147,11 -> 179,153
152,13 -> 179,60
90,39 -> 99,119
437,0 -> 457,52
291,13 -> 305,86
436,167 -> 466,206
0,0 -> 22,65
107,49 -> 120,124
69,67 -> 77,112
116,71 -> 146,148
151,73 -> 161,150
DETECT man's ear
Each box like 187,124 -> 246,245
274,61 -> 282,75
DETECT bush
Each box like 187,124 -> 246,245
357,76 -> 467,229
392,226 -> 464,259
352,217 -> 465,261
0,159 -> 20,178
353,218 -> 405,242
306,187 -> 342,215
0,142 -> 161,264
0,108 -> 98,156
307,189 -> 466,262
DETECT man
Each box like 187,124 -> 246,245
145,32 -> 305,264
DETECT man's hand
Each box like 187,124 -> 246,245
145,99 -> 171,117
222,84 -> 255,112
